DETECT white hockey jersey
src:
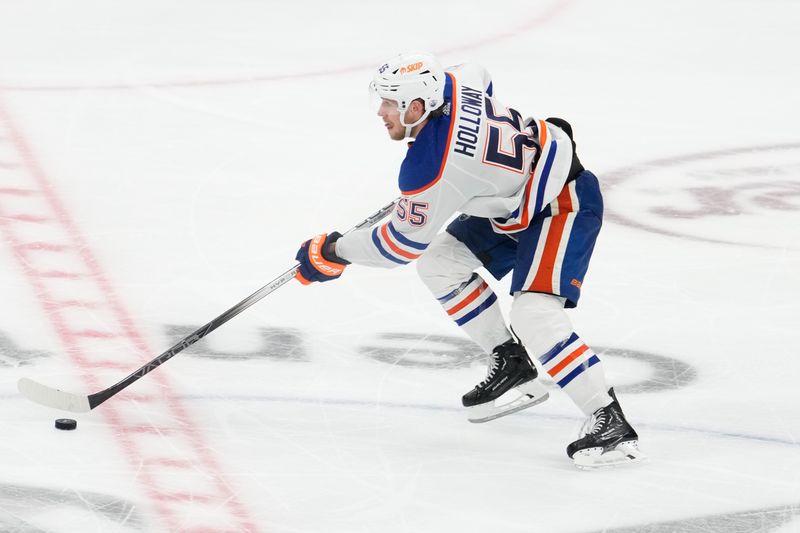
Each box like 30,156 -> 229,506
337,63 -> 578,268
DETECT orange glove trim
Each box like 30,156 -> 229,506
295,271 -> 312,285
308,234 -> 346,277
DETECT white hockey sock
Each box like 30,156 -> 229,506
417,232 -> 511,354
436,273 -> 511,353
538,333 -> 611,416
510,292 -> 611,416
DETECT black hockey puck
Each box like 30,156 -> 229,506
55,418 -> 77,430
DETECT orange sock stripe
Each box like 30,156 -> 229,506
446,282 -> 488,316
547,344 -> 590,377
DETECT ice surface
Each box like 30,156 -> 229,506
1,0 -> 799,531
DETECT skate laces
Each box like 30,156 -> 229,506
478,353 -> 501,388
580,408 -> 608,437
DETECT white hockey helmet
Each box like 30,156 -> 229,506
370,52 -> 446,135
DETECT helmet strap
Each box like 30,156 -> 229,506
399,106 -> 431,139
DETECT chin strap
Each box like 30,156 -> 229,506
400,108 -> 431,139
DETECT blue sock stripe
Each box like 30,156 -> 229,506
556,354 -> 600,388
454,292 -> 497,326
436,273 -> 480,303
538,332 -> 580,365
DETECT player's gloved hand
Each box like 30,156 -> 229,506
295,232 -> 350,285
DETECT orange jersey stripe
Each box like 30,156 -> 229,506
380,224 -> 421,260
492,120 -> 550,232
493,176 -> 535,232
402,72 -> 458,196
538,119 -> 548,147
547,344 -> 590,377
446,281 -> 488,316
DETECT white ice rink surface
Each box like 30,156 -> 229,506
1,1 -> 799,531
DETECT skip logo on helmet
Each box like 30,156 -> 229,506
399,62 -> 423,74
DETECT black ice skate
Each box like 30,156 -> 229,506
462,340 -> 549,423
567,388 -> 645,469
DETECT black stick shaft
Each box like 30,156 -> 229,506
87,199 -> 397,409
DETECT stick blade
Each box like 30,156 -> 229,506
18,378 -> 92,413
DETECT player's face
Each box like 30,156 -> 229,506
377,98 -> 406,141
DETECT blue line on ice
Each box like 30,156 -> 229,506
181,393 -> 800,448
7,391 -> 796,447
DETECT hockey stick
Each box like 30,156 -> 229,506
18,199 -> 398,413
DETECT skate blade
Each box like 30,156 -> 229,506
572,440 -> 646,470
467,380 -> 550,424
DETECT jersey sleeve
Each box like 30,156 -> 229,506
335,178 -> 467,268
336,115 -> 467,268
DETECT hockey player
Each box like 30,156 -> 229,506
294,52 -> 644,468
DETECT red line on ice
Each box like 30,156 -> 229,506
0,0 -> 572,93
0,93 -> 260,532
